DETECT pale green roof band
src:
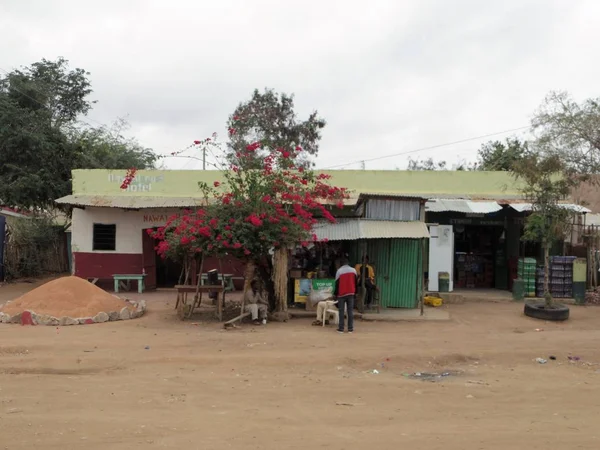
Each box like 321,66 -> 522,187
69,169 -> 524,200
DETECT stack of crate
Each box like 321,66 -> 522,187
518,258 -> 537,297
549,256 -> 575,298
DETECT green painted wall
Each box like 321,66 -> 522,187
71,169 -> 523,199
366,238 -> 422,308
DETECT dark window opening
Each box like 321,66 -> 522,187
93,224 -> 116,251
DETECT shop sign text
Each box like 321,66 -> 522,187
108,174 -> 164,192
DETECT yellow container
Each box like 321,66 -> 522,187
424,296 -> 443,307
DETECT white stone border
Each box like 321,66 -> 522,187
0,299 -> 146,326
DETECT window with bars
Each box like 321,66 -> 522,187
93,223 -> 116,251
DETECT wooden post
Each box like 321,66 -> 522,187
190,255 -> 204,318
419,238 -> 425,316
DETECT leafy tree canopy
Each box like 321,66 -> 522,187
226,88 -> 326,169
533,91 -> 600,174
0,58 -> 157,211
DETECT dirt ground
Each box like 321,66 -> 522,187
1,280 -> 600,450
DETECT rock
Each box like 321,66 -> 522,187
0,312 -> 10,324
136,300 -> 147,314
9,313 -> 22,324
93,312 -> 109,323
77,318 -> 92,324
119,307 -> 131,320
59,316 -> 79,326
36,314 -> 59,326
21,311 -> 35,326
108,311 -> 120,321
130,309 -> 142,319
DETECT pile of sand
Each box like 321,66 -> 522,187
0,276 -> 137,319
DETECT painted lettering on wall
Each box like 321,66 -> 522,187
108,174 -> 164,192
143,213 -> 181,224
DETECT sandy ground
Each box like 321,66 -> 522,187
1,280 -> 600,450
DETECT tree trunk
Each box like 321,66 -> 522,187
257,258 -> 276,311
543,243 -> 553,308
272,247 -> 289,312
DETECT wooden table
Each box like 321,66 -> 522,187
113,274 -> 146,293
200,273 -> 235,291
175,284 -> 226,320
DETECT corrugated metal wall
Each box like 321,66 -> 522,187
366,238 -> 422,308
364,199 -> 421,221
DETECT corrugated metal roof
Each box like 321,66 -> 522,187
425,199 -> 503,214
55,195 -> 208,209
313,219 -> 429,241
509,203 -> 591,213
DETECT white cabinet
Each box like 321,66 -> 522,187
428,225 -> 454,292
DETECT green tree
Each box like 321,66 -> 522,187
512,154 -> 575,308
72,118 -> 157,170
0,58 -> 156,211
0,57 -> 94,127
475,137 -> 530,171
226,88 -> 326,168
407,157 -> 447,171
532,91 -> 600,174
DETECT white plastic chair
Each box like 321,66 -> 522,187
322,303 -> 339,327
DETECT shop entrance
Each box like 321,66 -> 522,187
453,224 -> 506,289
142,228 -> 183,288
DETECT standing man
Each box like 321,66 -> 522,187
334,257 -> 357,334
355,255 -> 377,308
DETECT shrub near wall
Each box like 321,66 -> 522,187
3,216 -> 68,280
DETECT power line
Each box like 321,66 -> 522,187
319,125 -> 531,170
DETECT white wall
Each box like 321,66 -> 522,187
71,207 -> 182,254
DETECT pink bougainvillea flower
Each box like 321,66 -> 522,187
281,226 -> 288,233
244,249 -> 251,256
282,151 -> 290,158
193,140 -> 201,145
233,242 -> 242,249
246,142 -> 261,152
213,181 -> 221,187
209,218 -> 219,228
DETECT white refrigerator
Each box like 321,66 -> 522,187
428,225 -> 454,292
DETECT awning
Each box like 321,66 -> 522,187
425,199 -> 503,214
55,195 -> 208,209
509,203 -> 591,213
313,219 -> 429,241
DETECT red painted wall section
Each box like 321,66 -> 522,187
74,252 -> 143,290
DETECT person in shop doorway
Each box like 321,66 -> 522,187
334,257 -> 357,334
355,255 -> 377,308
244,280 -> 268,325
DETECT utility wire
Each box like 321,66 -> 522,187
319,125 -> 531,169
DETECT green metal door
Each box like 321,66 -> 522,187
367,239 -> 421,308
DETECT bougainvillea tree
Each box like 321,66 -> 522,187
125,131 -> 348,315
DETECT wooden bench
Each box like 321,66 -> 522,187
200,273 -> 235,292
113,274 -> 146,294
175,284 -> 226,320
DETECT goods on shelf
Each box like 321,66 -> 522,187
518,258 -> 537,297
535,256 -> 576,298
455,253 -> 493,289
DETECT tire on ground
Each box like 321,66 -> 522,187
524,301 -> 570,321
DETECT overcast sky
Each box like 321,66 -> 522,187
1,0 -> 599,170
